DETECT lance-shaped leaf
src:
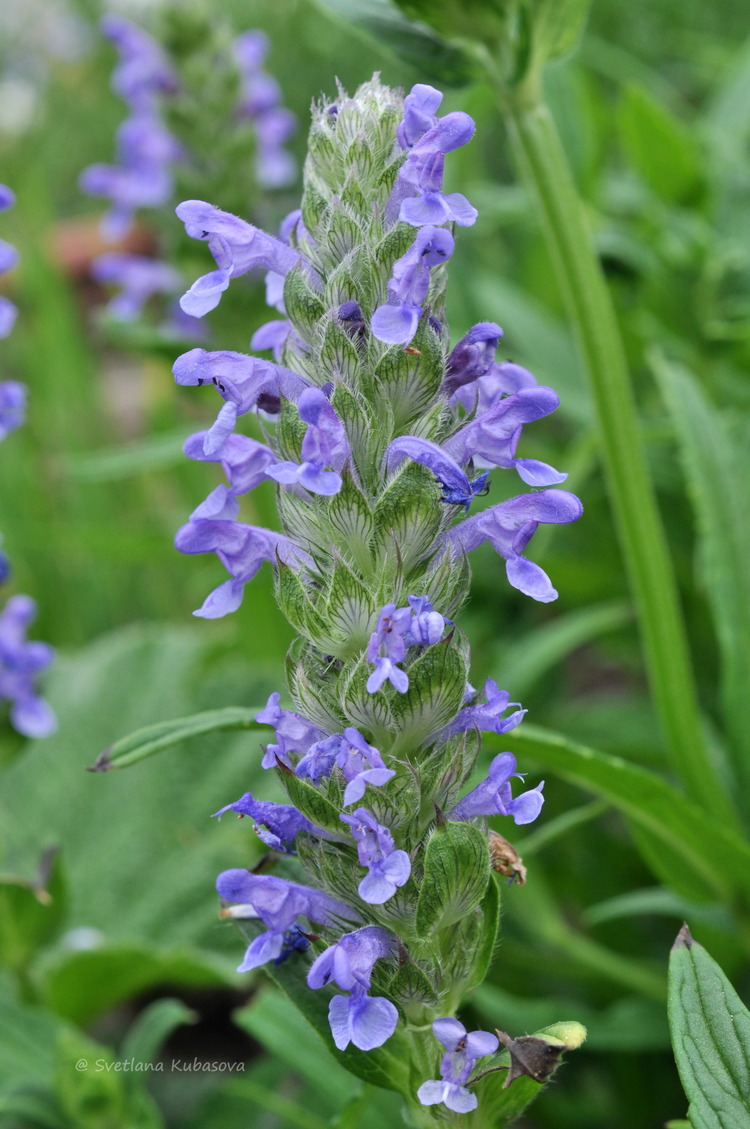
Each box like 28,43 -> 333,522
668,925 -> 750,1129
88,706 -> 261,771
415,820 -> 490,937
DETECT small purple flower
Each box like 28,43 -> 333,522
176,200 -> 302,316
365,603 -> 412,693
404,596 -> 450,646
449,751 -> 544,825
255,692 -> 325,748
91,252 -> 182,320
417,1018 -> 499,1114
371,226 -> 454,346
441,679 -> 526,740
80,114 -> 181,240
384,435 -> 488,512
296,734 -> 342,780
172,347 -> 309,452
443,322 -> 503,396
174,519 -> 310,617
337,728 -> 395,806
266,388 -> 350,496
341,808 -> 411,904
183,431 -> 276,503
0,595 -> 56,738
451,359 -> 538,414
216,870 -> 358,972
0,382 -> 26,442
397,83 -> 443,149
392,108 -> 478,229
213,791 -> 322,851
308,926 -> 399,1051
443,489 -> 584,603
443,385 -> 567,486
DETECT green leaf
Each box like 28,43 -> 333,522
668,925 -> 750,1129
120,998 -> 196,1069
310,0 -> 476,86
281,770 -> 345,834
415,820 -> 490,937
464,873 -> 501,991
490,600 -> 632,698
652,352 -> 750,806
42,945 -> 229,1026
0,850 -> 67,973
89,706 -> 262,771
501,725 -> 750,905
617,83 -> 702,204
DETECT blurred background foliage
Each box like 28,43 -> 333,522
1,0 -> 749,1125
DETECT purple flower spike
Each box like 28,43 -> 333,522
176,200 -> 301,316
449,751 -> 544,825
418,1018 -> 499,1114
0,382 -> 26,441
0,595 -> 57,738
216,870 -> 358,973
443,489 -> 583,602
212,791 -> 322,851
341,808 -> 411,904
100,15 -> 178,110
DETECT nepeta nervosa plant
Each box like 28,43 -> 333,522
172,78 -> 582,1122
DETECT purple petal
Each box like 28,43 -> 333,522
506,555 -> 558,602
370,303 -> 420,345
347,993 -> 399,1051
237,930 -> 284,972
432,1017 -> 467,1049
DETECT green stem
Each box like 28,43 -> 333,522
501,89 -> 737,827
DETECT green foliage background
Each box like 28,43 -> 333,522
1,0 -> 750,1125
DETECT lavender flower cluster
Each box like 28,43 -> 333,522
80,17 -> 295,333
0,186 -> 56,739
172,79 -> 581,1115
